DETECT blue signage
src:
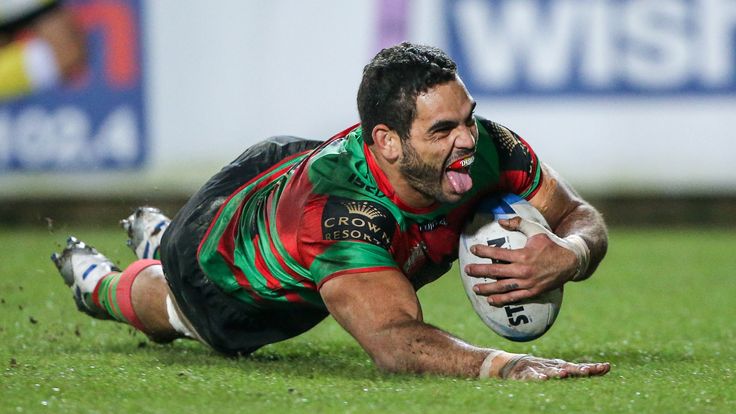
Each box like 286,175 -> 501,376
444,0 -> 736,96
0,0 -> 146,171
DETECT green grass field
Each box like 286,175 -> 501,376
1,225 -> 734,413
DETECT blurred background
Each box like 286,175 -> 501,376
1,0 -> 735,226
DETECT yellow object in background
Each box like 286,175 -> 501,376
0,41 -> 34,100
0,0 -> 81,102
0,37 -> 61,101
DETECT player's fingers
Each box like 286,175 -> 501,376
561,362 -> 611,377
505,357 -> 611,380
469,244 -> 518,262
472,278 -> 531,296
541,366 -> 569,379
464,262 -> 528,279
487,289 -> 534,306
597,363 -> 611,375
516,219 -> 552,238
585,363 -> 611,376
499,216 -> 550,238
559,362 -> 588,376
497,216 -> 522,231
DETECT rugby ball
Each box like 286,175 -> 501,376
458,194 -> 563,342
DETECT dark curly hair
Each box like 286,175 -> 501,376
357,42 -> 458,144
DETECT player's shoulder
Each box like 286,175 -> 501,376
307,126 -> 390,201
302,127 -> 401,250
475,115 -> 536,156
308,124 -> 360,163
475,116 -> 518,143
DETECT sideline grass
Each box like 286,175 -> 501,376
1,226 -> 735,413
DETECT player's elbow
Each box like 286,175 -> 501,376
362,322 -> 425,374
359,335 -> 402,373
370,350 -> 407,374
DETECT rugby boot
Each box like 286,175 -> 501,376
51,236 -> 120,319
120,206 -> 171,260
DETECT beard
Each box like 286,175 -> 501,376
399,139 -> 452,203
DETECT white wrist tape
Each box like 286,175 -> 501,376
478,349 -> 520,378
478,350 -> 504,378
479,351 -> 529,378
515,218 -> 591,282
562,234 -> 591,281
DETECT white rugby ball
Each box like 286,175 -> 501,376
458,194 -> 562,342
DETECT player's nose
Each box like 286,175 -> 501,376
455,125 -> 476,150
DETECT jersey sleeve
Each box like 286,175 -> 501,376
310,241 -> 400,288
477,117 -> 543,200
298,195 -> 401,288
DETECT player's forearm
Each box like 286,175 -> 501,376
532,164 -> 607,282
365,319 -> 505,377
553,201 -> 608,281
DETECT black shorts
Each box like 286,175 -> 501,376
160,136 -> 328,356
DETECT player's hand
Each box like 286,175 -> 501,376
501,354 -> 611,380
463,216 -> 577,306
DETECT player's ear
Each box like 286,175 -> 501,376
371,124 -> 401,162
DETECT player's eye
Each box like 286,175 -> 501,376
430,127 -> 453,140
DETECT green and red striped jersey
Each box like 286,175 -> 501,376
197,117 -> 542,310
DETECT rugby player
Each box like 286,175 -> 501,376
0,0 -> 85,100
52,43 -> 610,380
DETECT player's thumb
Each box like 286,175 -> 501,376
514,217 -> 572,251
514,217 -> 552,238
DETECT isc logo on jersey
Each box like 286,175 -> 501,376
458,194 -> 563,342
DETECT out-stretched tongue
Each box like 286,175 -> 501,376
446,170 -> 473,194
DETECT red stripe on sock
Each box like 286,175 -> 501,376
116,259 -> 161,332
92,278 -> 102,308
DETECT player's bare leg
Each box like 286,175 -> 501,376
51,207 -> 196,344
129,263 -> 182,343
121,206 -> 194,341
51,237 -> 183,343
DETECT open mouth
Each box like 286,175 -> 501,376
445,154 -> 475,194
446,155 -> 475,172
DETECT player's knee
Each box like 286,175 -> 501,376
131,263 -> 168,297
